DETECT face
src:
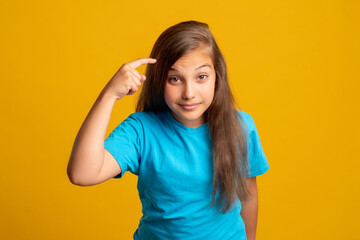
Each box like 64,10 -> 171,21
164,46 -> 216,128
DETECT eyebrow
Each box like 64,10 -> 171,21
169,63 -> 212,71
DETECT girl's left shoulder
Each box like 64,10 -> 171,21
236,110 -> 256,130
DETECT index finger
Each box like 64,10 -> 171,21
127,58 -> 157,69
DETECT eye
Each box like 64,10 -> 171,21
168,76 -> 181,84
198,74 -> 208,81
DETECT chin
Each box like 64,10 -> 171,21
176,111 -> 205,125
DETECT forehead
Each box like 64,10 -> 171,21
170,46 -> 214,71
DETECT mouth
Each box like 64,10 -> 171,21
178,103 -> 200,110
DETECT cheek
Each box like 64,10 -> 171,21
204,80 -> 216,102
164,84 -> 177,104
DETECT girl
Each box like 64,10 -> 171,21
67,20 -> 269,240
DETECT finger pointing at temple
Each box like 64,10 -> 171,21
127,58 -> 157,69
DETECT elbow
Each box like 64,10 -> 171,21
67,168 -> 99,187
67,157 -> 102,186
67,168 -> 81,186
67,174 -> 91,186
67,174 -> 81,186
67,165 -> 89,187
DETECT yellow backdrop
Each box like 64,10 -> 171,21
1,0 -> 359,239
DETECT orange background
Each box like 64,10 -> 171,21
1,0 -> 359,239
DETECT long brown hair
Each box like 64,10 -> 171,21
136,20 -> 250,213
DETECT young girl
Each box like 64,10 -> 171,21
67,20 -> 269,240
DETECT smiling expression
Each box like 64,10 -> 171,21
164,46 -> 216,129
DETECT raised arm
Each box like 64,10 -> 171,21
67,58 -> 156,186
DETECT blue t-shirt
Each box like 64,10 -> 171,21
104,110 -> 269,240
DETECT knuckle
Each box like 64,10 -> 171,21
122,63 -> 130,69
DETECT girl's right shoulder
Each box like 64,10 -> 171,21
125,111 -> 165,127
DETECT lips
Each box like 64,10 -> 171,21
179,103 -> 200,110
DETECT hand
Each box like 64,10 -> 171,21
104,58 -> 157,100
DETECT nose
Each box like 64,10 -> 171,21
182,81 -> 195,100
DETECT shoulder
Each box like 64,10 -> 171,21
124,111 -> 167,131
237,110 -> 251,120
127,111 -> 163,123
237,110 -> 269,176
127,111 -> 153,119
108,112 -> 162,146
236,110 -> 256,133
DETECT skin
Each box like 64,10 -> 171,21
240,176 -> 259,240
164,46 -> 216,129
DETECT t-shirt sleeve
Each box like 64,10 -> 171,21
104,113 -> 142,179
239,111 -> 269,177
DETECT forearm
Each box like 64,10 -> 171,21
67,86 -> 116,184
240,177 -> 258,240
